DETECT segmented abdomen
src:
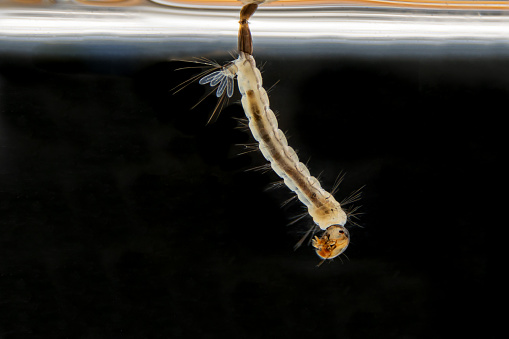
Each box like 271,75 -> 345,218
234,55 -> 347,230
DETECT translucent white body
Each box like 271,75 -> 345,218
230,53 -> 348,231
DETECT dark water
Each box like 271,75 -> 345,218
0,49 -> 498,338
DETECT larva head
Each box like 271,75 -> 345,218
312,225 -> 350,260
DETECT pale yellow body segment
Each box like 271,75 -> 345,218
233,54 -> 348,231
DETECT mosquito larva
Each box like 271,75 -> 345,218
187,2 -> 353,261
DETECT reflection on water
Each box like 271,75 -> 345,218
155,0 -> 509,10
3,0 -> 508,9
1,0 -> 509,59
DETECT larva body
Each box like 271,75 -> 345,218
232,54 -> 348,231
192,3 -> 352,260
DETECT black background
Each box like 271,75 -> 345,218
0,48 -> 499,338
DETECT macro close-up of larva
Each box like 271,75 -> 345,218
1,0 -> 500,337
175,1 -> 356,263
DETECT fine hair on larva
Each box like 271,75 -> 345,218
176,1 -> 356,262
